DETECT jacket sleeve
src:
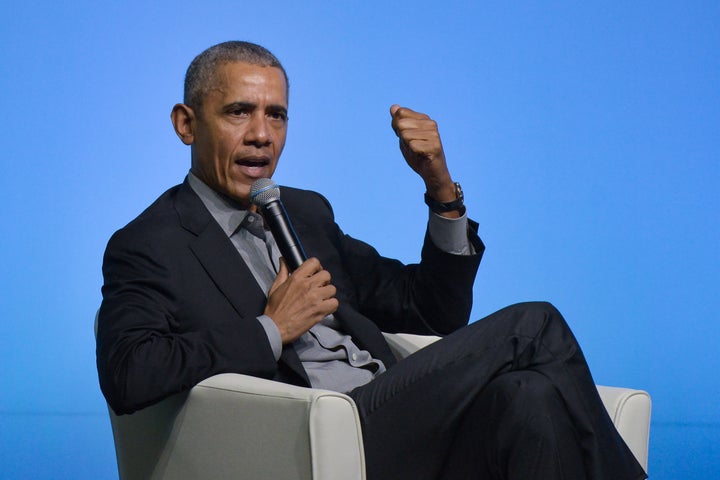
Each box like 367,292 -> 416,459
340,227 -> 484,335
296,191 -> 485,336
96,225 -> 278,415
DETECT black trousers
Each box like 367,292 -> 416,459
349,302 -> 647,480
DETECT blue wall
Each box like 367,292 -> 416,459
1,1 -> 717,478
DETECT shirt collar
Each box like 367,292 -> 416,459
187,171 -> 249,237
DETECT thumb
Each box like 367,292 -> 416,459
390,104 -> 403,138
269,258 -> 290,296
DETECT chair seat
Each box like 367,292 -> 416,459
106,333 -> 651,479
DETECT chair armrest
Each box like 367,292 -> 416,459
596,385 -> 651,471
109,373 -> 365,480
383,332 -> 441,360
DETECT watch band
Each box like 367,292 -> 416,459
424,182 -> 464,213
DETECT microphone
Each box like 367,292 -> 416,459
250,178 -> 308,271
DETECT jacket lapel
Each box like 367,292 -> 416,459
174,179 -> 310,386
174,179 -> 266,318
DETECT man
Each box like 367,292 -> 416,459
97,41 -> 646,480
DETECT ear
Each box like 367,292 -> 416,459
171,103 -> 196,145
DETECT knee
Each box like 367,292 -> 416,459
513,301 -> 561,320
516,371 -> 559,407
501,301 -> 569,335
486,371 -> 565,428
491,370 -> 558,404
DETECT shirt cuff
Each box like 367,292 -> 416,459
257,315 -> 283,361
427,210 -> 475,255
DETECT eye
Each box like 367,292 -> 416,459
268,111 -> 287,122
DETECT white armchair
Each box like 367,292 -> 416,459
106,333 -> 651,479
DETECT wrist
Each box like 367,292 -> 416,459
424,177 -> 456,202
424,182 -> 465,218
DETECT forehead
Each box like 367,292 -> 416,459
207,61 -> 288,105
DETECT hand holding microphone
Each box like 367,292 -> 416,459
251,179 -> 338,343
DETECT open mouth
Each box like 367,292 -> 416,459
235,157 -> 270,167
234,157 -> 271,179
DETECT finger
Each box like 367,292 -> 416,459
396,127 -> 441,143
404,137 -> 441,153
294,257 -> 323,277
312,269 -> 333,287
319,295 -> 340,315
394,119 -> 437,144
394,115 -> 436,132
391,106 -> 430,123
309,283 -> 337,302
322,284 -> 337,300
390,105 -> 424,136
390,104 -> 426,119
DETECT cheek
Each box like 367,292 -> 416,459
274,132 -> 287,157
211,137 -> 236,171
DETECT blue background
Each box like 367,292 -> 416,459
1,1 -> 717,478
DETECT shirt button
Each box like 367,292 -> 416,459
351,353 -> 358,361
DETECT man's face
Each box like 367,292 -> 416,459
189,62 -> 288,206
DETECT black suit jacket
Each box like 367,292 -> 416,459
97,179 -> 483,414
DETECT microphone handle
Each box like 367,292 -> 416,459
261,199 -> 307,271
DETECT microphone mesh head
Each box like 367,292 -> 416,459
250,178 -> 281,207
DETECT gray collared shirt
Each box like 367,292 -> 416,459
187,172 -> 473,392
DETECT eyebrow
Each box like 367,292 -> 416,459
268,104 -> 288,115
223,101 -> 254,112
224,101 -> 287,116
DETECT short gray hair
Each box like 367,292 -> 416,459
184,41 -> 289,110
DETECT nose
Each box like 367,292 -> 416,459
244,113 -> 272,147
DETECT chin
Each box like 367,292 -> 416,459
230,189 -> 253,206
